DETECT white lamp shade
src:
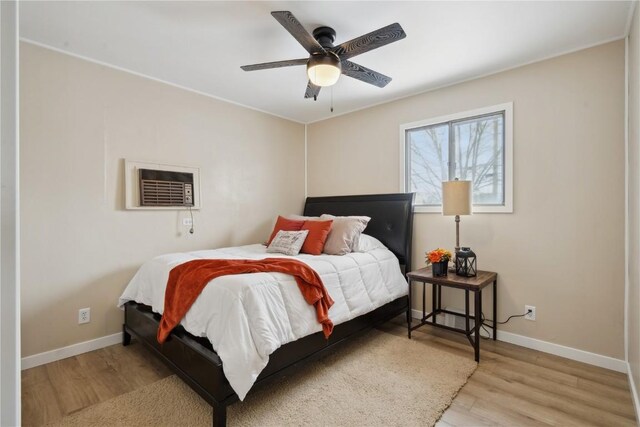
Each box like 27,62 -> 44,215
307,64 -> 341,87
442,180 -> 472,216
307,54 -> 342,87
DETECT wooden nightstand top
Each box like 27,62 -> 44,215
407,266 -> 497,290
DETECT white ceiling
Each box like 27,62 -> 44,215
20,1 -> 634,124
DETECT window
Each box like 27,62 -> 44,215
400,103 -> 513,213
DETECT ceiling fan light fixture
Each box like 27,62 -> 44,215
307,53 -> 342,87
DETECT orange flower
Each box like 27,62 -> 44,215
425,248 -> 452,265
428,252 -> 441,263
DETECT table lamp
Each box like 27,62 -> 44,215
442,179 -> 472,253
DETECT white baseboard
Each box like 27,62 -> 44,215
629,362 -> 640,423
496,330 -> 627,373
21,332 -> 122,370
410,309 -> 627,373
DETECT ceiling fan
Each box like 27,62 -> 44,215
241,11 -> 406,101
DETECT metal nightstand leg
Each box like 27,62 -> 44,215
474,290 -> 481,362
431,283 -> 436,325
407,279 -> 412,339
493,279 -> 497,341
464,289 -> 470,335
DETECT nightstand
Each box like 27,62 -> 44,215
406,267 -> 497,362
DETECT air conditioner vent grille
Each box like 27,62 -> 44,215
140,179 -> 189,206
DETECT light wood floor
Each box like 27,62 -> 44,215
22,317 -> 638,426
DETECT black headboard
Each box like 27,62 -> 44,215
304,193 -> 415,273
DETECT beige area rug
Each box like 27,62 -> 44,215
51,330 -> 476,426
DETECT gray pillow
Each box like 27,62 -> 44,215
320,214 -> 371,255
267,230 -> 309,256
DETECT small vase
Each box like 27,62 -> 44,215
432,261 -> 448,277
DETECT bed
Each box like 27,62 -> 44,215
120,192 -> 414,426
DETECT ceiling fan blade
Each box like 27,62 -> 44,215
331,23 -> 406,60
271,11 -> 326,55
304,81 -> 321,100
341,60 -> 392,88
241,58 -> 308,72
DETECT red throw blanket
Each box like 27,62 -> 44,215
157,258 -> 335,344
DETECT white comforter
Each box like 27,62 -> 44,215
118,243 -> 407,399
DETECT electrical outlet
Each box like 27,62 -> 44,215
525,305 -> 536,321
182,218 -> 193,226
78,307 -> 91,324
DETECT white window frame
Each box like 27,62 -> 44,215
399,102 -> 513,213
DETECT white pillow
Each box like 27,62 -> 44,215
356,234 -> 385,252
320,214 -> 371,255
267,230 -> 309,256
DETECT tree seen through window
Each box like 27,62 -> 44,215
407,112 -> 505,206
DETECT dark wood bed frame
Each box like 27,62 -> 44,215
122,193 -> 414,426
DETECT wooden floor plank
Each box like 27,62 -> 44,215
462,381 -> 591,426
44,357 -> 101,415
438,402 -> 495,426
98,342 -> 172,390
435,419 -> 456,427
532,355 -> 630,390
21,365 -> 49,389
483,354 -> 580,387
467,395 -> 550,427
488,363 -> 636,419
449,389 -> 476,411
21,378 -> 63,427
472,370 -> 636,426
577,376 -> 635,402
21,323 -> 638,427
76,350 -> 135,402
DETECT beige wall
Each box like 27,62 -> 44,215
308,41 -> 625,359
20,43 -> 305,357
628,2 -> 640,412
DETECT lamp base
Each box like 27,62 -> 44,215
449,251 -> 459,272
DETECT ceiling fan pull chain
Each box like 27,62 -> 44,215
330,86 -> 334,113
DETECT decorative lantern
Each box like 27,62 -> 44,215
455,247 -> 477,277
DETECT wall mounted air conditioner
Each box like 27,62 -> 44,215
124,160 -> 201,210
139,169 -> 194,207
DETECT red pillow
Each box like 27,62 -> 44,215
300,220 -> 333,255
267,216 -> 305,245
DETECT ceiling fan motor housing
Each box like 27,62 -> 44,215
312,26 -> 337,48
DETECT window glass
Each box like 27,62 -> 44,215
407,123 -> 448,205
407,112 -> 505,207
